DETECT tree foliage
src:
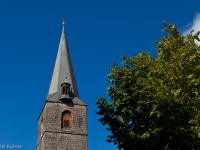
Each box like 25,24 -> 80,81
96,22 -> 200,150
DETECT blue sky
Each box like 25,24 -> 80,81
0,0 -> 200,150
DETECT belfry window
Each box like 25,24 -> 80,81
61,77 -> 70,95
60,77 -> 72,102
62,111 -> 72,128
62,86 -> 68,94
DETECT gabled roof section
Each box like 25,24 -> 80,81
46,22 -> 86,106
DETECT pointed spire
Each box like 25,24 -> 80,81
46,21 -> 83,103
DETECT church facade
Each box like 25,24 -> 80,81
36,22 -> 88,150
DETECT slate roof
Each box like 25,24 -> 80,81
46,22 -> 87,106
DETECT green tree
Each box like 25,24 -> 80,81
96,22 -> 200,150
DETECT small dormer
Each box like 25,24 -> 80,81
60,77 -> 72,103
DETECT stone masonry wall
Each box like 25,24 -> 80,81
37,103 -> 47,150
43,132 -> 87,150
37,102 -> 87,150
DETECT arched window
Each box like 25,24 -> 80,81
62,111 -> 72,128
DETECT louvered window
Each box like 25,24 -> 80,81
62,111 -> 72,128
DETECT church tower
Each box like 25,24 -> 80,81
36,22 -> 88,150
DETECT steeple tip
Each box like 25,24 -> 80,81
62,18 -> 65,26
